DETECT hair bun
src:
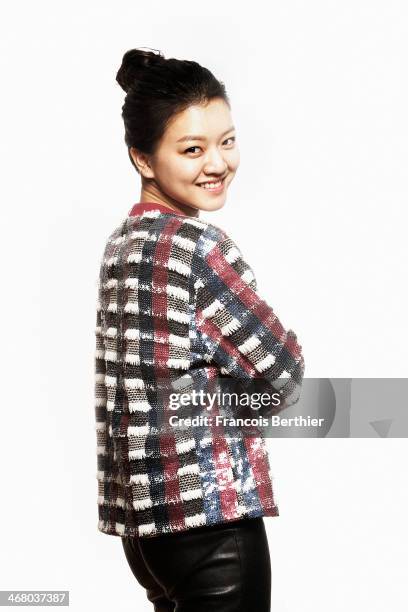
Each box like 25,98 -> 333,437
116,48 -> 165,93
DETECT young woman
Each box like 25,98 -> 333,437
94,47 -> 305,612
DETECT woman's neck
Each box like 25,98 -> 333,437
139,189 -> 200,218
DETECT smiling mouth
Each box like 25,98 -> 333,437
196,176 -> 227,190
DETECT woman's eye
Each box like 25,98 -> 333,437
183,136 -> 236,155
184,146 -> 201,154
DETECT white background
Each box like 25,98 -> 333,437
1,1 -> 407,610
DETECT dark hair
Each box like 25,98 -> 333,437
116,47 -> 230,173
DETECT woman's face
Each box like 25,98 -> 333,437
131,98 -> 240,214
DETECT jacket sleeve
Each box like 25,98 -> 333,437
94,297 -> 108,492
194,230 -> 305,415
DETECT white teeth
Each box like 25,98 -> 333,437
199,180 -> 222,190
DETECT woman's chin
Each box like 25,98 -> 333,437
193,193 -> 227,212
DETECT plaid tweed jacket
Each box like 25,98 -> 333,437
94,201 -> 305,538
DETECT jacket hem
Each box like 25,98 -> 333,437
97,505 -> 279,538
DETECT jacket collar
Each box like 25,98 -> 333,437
128,201 -> 188,217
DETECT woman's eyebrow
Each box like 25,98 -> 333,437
176,126 -> 235,143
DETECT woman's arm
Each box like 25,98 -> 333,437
94,301 -> 107,482
194,230 -> 305,415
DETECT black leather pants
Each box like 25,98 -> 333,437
121,516 -> 271,612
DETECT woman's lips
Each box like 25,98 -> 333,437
196,177 -> 226,194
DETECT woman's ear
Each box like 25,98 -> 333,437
129,147 -> 155,179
